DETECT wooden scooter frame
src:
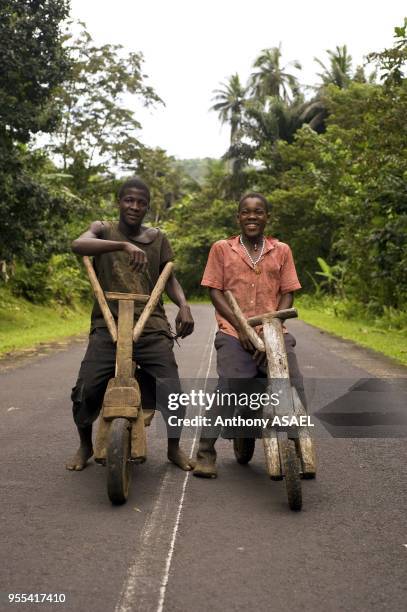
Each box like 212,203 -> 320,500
225,291 -> 317,510
83,256 -> 173,503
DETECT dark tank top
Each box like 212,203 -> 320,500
90,222 -> 173,337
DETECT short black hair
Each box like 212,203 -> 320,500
118,177 -> 150,202
238,192 -> 270,213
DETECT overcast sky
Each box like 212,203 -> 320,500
70,0 -> 406,160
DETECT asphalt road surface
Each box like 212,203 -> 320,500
1,304 -> 406,612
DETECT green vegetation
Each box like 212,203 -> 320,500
167,22 -> 407,316
0,6 -> 405,365
296,295 -> 407,366
0,287 -> 90,356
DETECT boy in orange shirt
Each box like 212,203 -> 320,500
193,192 -> 305,478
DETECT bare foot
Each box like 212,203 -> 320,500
65,445 -> 93,471
167,446 -> 196,471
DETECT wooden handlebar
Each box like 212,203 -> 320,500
84,258 -> 174,345
83,256 -> 118,343
224,290 -> 265,352
247,308 -> 298,327
105,291 -> 150,302
133,262 -> 174,343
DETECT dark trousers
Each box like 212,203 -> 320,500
204,331 -> 307,438
215,331 -> 306,406
71,327 -> 182,436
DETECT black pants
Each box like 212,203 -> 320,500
214,331 -> 307,407
71,327 -> 182,436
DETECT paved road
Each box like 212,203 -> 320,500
1,304 -> 406,612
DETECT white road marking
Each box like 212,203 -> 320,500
156,336 -> 216,612
115,327 -> 216,612
7,406 -> 20,412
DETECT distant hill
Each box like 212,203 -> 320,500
174,158 -> 216,185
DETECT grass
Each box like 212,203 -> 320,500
1,286 -> 405,367
296,295 -> 407,366
0,287 -> 207,358
0,287 -> 91,356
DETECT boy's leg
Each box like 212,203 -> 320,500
133,332 -> 195,471
194,332 -> 258,478
194,331 -> 307,476
66,328 -> 116,470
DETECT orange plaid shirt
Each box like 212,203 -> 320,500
201,235 -> 301,338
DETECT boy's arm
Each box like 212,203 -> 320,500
158,233 -> 194,339
209,288 -> 255,351
277,291 -> 294,311
210,288 -> 294,363
71,221 -> 147,272
165,272 -> 194,338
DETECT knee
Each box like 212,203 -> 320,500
71,381 -> 103,427
284,333 -> 296,351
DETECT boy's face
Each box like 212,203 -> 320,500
118,187 -> 150,227
237,197 -> 267,239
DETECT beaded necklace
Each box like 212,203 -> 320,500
239,235 -> 265,274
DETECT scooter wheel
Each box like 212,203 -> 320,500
284,439 -> 302,511
107,418 -> 131,505
233,437 -> 255,464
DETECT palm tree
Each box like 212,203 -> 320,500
353,65 -> 377,84
314,45 -> 353,88
298,97 -> 328,134
249,44 -> 302,103
298,45 -> 354,134
244,96 -> 304,146
210,74 -> 247,144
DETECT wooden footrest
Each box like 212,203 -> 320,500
103,404 -> 139,420
131,411 -> 147,461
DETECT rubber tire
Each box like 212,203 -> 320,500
284,439 -> 302,511
233,438 -> 255,464
107,418 -> 131,505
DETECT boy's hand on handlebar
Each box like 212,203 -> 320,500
123,243 -> 148,272
237,328 -> 255,352
252,328 -> 266,365
253,349 -> 267,367
175,305 -> 194,339
252,328 -> 266,366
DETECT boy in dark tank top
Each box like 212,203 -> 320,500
66,177 -> 195,472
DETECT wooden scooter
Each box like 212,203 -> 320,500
225,291 -> 317,511
83,256 -> 173,505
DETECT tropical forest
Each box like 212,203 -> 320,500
0,0 -> 406,363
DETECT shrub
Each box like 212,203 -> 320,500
10,262 -> 51,303
47,254 -> 91,305
10,254 -> 91,305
